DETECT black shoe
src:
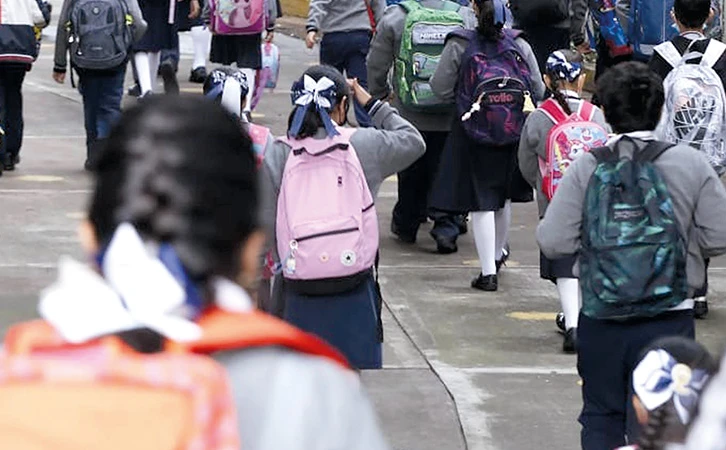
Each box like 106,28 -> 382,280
160,61 -> 179,95
189,66 -> 207,83
391,221 -> 416,244
127,84 -> 141,97
13,154 -> 20,165
555,312 -> 567,332
471,273 -> 498,291
694,297 -> 709,319
3,153 -> 15,171
563,328 -> 578,354
495,245 -> 510,273
433,234 -> 458,254
455,215 -> 468,234
84,158 -> 93,172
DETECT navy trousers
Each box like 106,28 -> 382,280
319,30 -> 373,127
577,310 -> 695,450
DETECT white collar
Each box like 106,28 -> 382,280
560,89 -> 581,99
606,130 -> 656,146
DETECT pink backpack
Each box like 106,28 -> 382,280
210,0 -> 267,35
251,43 -> 279,110
538,98 -> 608,200
247,123 -> 270,168
276,128 -> 379,282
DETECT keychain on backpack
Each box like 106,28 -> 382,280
284,240 -> 298,275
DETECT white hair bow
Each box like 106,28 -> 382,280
38,223 -> 253,344
294,75 -> 335,109
633,349 -> 710,424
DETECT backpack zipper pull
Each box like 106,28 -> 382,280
285,240 -> 298,275
523,91 -> 535,113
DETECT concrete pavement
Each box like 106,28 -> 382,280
1,23 -> 724,450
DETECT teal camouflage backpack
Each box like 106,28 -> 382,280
395,0 -> 464,111
580,138 -> 688,320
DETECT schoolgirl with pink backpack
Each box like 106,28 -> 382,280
517,50 -> 609,354
260,65 -> 425,369
204,0 -> 276,119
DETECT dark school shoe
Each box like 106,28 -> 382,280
694,297 -> 709,319
3,153 -> 15,171
563,328 -> 577,354
127,83 -> 141,97
471,273 -> 498,292
391,221 -> 416,244
555,312 -> 567,333
189,67 -> 207,83
495,244 -> 510,273
433,234 -> 457,254
160,61 -> 180,95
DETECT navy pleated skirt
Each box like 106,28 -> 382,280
283,274 -> 383,370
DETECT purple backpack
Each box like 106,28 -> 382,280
452,29 -> 532,146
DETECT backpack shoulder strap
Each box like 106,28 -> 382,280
655,41 -> 683,68
539,98 -> 569,124
592,146 -> 619,164
440,0 -> 461,12
634,141 -> 675,163
446,27 -> 474,43
577,101 -> 597,121
170,309 -> 351,369
701,39 -> 726,68
399,0 -> 418,12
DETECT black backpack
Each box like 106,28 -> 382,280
509,0 -> 569,27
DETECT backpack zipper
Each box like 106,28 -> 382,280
295,227 -> 359,243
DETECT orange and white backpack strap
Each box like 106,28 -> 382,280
168,309 -> 351,370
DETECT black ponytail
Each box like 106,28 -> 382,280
545,49 -> 584,116
475,0 -> 503,41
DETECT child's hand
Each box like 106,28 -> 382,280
264,30 -> 274,43
188,0 -> 200,18
346,78 -> 372,106
305,31 -> 317,49
52,71 -> 65,84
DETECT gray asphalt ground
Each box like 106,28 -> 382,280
1,14 -> 724,450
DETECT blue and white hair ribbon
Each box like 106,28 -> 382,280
204,68 -> 249,117
289,74 -> 339,137
633,349 -> 711,424
546,51 -> 583,83
38,223 -> 253,343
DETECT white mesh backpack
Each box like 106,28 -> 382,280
655,39 -> 726,174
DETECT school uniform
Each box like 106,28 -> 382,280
261,100 -> 425,369
205,0 -> 277,69
135,0 -> 177,52
367,0 -> 477,241
518,91 -> 609,281
428,31 -> 546,214
537,133 -> 726,448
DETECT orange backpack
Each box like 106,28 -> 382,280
0,310 -> 348,450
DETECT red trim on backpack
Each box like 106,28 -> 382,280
539,98 -> 569,124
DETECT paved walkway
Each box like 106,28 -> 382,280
3,17 -> 723,449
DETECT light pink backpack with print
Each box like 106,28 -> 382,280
210,0 -> 267,35
276,128 -> 379,283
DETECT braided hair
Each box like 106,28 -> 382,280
636,337 -> 718,450
545,49 -> 584,116
88,97 -> 258,349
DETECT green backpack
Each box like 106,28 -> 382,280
395,0 -> 464,111
580,139 -> 688,320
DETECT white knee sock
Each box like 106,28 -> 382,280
191,26 -> 210,70
240,68 -> 256,113
495,200 -> 511,260
471,211 -> 497,276
556,277 -> 581,329
148,51 -> 161,88
134,52 -> 152,94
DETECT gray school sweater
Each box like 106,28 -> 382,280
306,0 -> 386,34
518,95 -> 609,218
367,0 -> 477,132
260,100 -> 425,257
429,33 -> 547,104
536,134 -> 726,294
